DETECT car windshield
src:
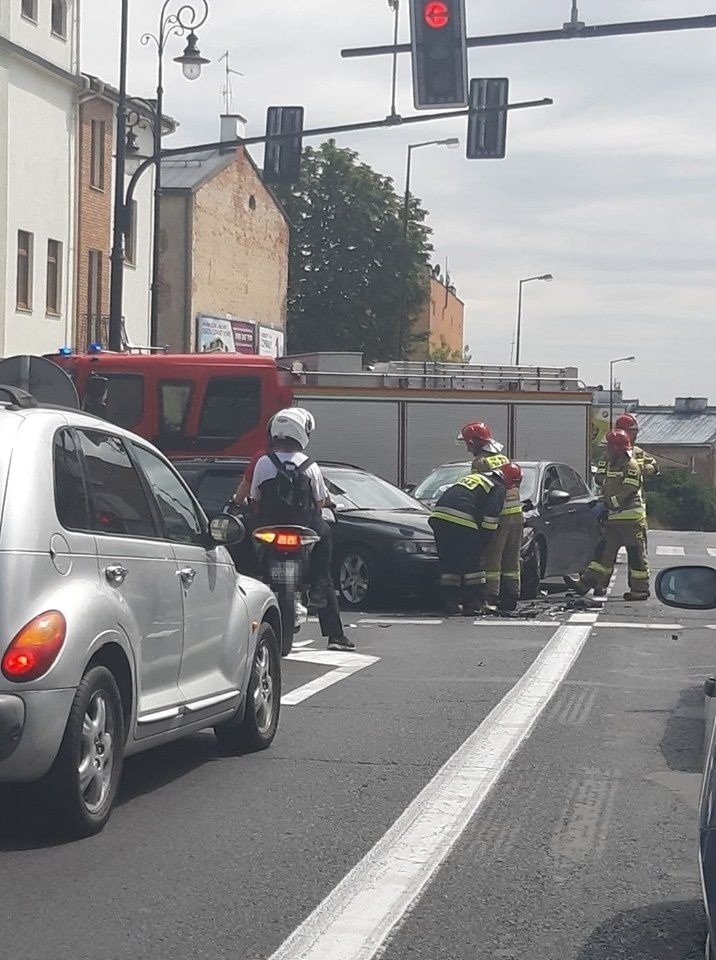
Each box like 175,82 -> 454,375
413,462 -> 539,503
323,468 -> 424,512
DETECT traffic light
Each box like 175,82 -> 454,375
263,106 -> 305,185
466,78 -> 509,159
409,0 -> 468,110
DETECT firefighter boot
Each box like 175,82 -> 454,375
623,591 -> 650,601
440,575 -> 462,618
564,575 -> 590,597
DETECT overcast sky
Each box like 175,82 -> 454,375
82,1 -> 716,403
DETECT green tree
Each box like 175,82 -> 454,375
275,140 -> 433,361
426,336 -> 472,363
647,468 -> 716,531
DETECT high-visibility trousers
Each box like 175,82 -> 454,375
579,520 -> 650,595
483,515 -> 523,607
428,517 -> 485,599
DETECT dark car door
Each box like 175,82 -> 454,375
538,464 -> 576,576
557,464 -> 599,572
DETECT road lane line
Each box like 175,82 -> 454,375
282,650 -> 380,706
594,621 -> 682,630
268,619 -> 594,960
472,620 -> 559,627
358,618 -> 445,626
708,549 -> 716,558
656,546 -> 685,556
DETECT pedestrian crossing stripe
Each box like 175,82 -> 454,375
655,546 -> 686,556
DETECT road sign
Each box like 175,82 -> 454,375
264,106 -> 305,185
467,78 -> 509,159
409,0 -> 468,110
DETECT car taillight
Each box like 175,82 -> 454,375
1,611 -> 67,682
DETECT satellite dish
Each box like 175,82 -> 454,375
0,355 -> 79,409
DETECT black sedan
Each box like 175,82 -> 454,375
412,459 -> 601,598
173,458 -> 440,609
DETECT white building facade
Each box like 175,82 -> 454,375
0,0 -> 80,355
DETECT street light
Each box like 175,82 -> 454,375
514,274 -> 553,366
397,137 -> 460,359
141,0 -> 210,346
109,0 -> 210,354
609,355 -> 636,428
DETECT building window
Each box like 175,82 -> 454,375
51,0 -> 67,38
125,200 -> 137,265
16,230 -> 33,310
90,120 -> 105,190
21,0 -> 37,23
46,239 -> 63,315
87,249 -> 103,341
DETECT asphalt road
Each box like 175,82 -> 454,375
1,529 -> 714,960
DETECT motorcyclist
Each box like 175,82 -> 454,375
249,408 -> 355,652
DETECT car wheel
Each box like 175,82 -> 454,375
521,538 -> 543,600
47,665 -> 125,838
336,547 -> 380,609
215,622 -> 281,754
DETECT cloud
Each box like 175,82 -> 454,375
82,0 -> 716,402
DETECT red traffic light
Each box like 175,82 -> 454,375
424,1 -> 449,29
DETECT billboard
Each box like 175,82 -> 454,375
196,315 -> 256,354
258,326 -> 286,358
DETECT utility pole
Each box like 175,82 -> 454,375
108,0 -> 129,352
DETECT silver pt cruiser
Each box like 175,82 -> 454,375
0,392 -> 282,837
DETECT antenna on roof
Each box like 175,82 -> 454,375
219,51 -> 244,114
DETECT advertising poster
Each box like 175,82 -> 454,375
258,326 -> 286,358
196,315 -> 256,355
591,404 -> 628,459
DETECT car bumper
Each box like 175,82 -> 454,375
0,688 -> 75,782
389,553 -> 440,590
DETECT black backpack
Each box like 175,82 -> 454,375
259,453 -> 317,522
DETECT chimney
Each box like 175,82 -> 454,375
220,113 -> 247,152
674,397 -> 708,413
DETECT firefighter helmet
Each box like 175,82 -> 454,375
457,421 -> 503,454
495,462 -> 523,489
615,413 -> 638,436
605,429 -> 633,454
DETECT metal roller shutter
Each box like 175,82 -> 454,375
513,404 -> 589,478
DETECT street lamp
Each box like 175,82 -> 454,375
514,274 -> 553,366
397,137 -> 460,359
609,355 -> 636,428
141,0 -> 210,346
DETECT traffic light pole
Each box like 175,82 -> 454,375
124,96 -> 552,210
341,13 -> 716,59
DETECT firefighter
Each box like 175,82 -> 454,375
568,429 -> 650,601
479,462 -> 524,612
614,413 -> 659,483
428,463 -> 511,617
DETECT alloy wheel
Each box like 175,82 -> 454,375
253,643 -> 275,735
339,553 -> 370,605
78,691 -> 115,814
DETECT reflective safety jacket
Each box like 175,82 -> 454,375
601,455 -> 645,523
595,445 -> 658,490
472,454 -> 522,519
431,472 -> 506,533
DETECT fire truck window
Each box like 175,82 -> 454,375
199,377 -> 261,440
98,374 -> 144,431
159,381 -> 193,436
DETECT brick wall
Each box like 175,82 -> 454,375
410,276 -> 465,360
75,97 -> 112,349
190,149 -> 289,341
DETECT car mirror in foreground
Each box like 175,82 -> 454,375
210,515 -> 245,546
547,489 -> 571,506
655,565 -> 716,610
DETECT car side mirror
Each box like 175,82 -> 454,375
546,489 -> 571,506
403,483 -> 416,494
322,507 -> 337,524
656,565 -> 716,610
210,514 -> 245,546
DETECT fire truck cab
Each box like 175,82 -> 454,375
49,351 -> 293,458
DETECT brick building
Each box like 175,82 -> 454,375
634,397 -> 716,487
409,269 -> 465,361
74,75 -> 175,350
157,116 -> 289,354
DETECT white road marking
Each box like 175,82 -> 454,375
472,620 -> 559,627
569,612 -> 598,623
708,549 -> 716,558
268,619 -> 594,960
656,546 -> 686,556
594,621 -> 683,630
281,650 -> 379,706
292,639 -> 316,649
358,618 -> 444,626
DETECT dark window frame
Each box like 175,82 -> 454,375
95,372 -> 145,431
51,0 -> 67,38
74,428 -> 163,541
16,230 -> 33,310
21,0 -> 37,23
53,428 -> 92,533
46,238 -> 63,315
198,376 -> 262,442
158,379 -> 195,439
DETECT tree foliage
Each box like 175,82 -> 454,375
275,140 -> 433,361
426,336 -> 472,363
647,468 -> 716,531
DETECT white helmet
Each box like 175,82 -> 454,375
270,408 -> 314,450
